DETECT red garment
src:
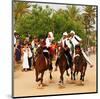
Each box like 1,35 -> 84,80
49,44 -> 57,55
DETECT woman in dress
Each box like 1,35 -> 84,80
22,44 -> 29,72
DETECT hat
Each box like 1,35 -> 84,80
70,30 -> 75,34
48,32 -> 54,39
63,32 -> 68,36
48,32 -> 53,36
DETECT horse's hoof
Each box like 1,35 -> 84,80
37,84 -> 44,89
58,84 -> 65,89
81,81 -> 84,85
58,82 -> 61,85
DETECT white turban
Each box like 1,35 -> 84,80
48,32 -> 54,40
63,32 -> 68,36
70,30 -> 75,35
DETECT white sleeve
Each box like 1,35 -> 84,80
46,38 -> 50,48
66,39 -> 71,48
31,41 -> 34,48
75,35 -> 82,41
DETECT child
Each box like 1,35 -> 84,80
27,43 -> 32,70
22,44 -> 29,72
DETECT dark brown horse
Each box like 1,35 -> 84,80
34,46 -> 52,88
55,47 -> 73,86
73,45 -> 87,82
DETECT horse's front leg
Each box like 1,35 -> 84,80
49,70 -> 52,80
81,66 -> 86,81
73,71 -> 76,80
40,71 -> 44,85
58,69 -> 65,88
70,67 -> 74,80
35,70 -> 41,82
35,70 -> 39,82
36,72 -> 44,89
72,64 -> 76,80
59,69 -> 65,85
49,63 -> 53,80
80,72 -> 82,81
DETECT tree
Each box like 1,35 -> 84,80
66,5 -> 80,21
14,2 -> 31,21
52,9 -> 69,41
14,3 -> 96,44
83,5 -> 96,47
15,4 -> 53,39
65,5 -> 85,38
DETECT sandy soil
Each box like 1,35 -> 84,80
13,54 -> 97,97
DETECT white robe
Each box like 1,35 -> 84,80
22,48 -> 29,69
71,35 -> 82,47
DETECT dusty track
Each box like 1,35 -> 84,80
14,54 -> 97,97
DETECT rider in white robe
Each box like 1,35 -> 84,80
70,30 -> 93,67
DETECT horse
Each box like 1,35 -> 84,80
55,47 -> 73,87
34,46 -> 53,88
73,45 -> 87,82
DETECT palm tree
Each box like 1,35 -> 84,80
83,5 -> 96,47
14,2 -> 31,21
66,5 -> 80,21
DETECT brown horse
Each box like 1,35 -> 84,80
73,45 -> 87,82
55,47 -> 73,86
34,46 -> 52,88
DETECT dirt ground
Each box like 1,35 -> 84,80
13,54 -> 97,97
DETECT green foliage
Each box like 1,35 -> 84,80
14,3 -> 96,47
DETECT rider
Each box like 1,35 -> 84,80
45,32 -> 54,57
60,32 -> 73,68
45,32 -> 54,70
70,30 -> 93,67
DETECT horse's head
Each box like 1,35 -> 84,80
59,47 -> 65,55
75,45 -> 82,55
36,46 -> 43,55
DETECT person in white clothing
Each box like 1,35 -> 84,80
70,30 -> 93,67
22,45 -> 29,72
61,32 -> 72,55
60,32 -> 73,68
45,32 -> 54,70
45,32 -> 54,60
46,32 -> 54,48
